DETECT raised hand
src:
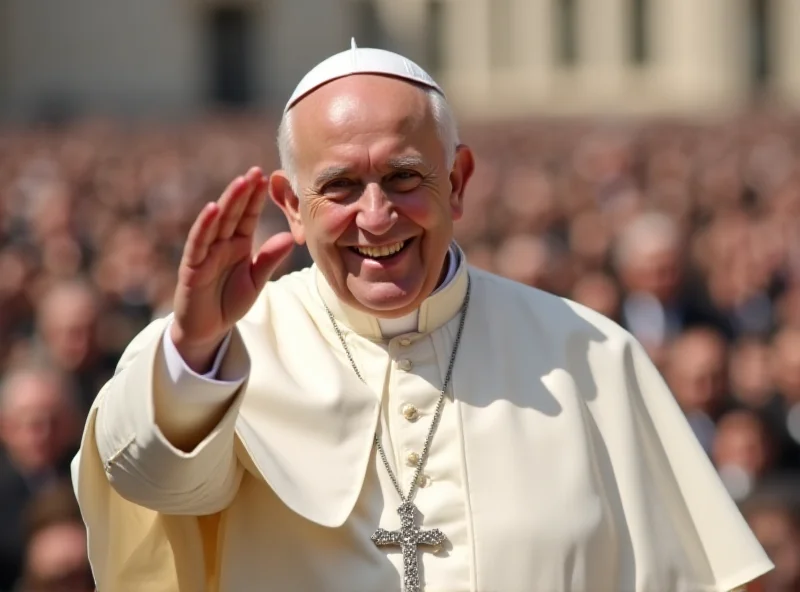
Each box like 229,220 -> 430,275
171,167 -> 294,372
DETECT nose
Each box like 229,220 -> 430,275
355,183 -> 397,236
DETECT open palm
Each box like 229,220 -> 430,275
171,167 -> 294,368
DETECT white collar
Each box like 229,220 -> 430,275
314,242 -> 467,340
377,244 -> 460,337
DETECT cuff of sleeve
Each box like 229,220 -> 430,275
153,322 -> 250,445
162,320 -> 245,395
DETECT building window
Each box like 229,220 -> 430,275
555,0 -> 578,66
207,6 -> 254,106
425,0 -> 447,74
749,0 -> 770,88
629,0 -> 649,65
350,0 -> 384,50
490,0 -> 514,69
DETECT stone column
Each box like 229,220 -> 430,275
772,0 -> 800,104
373,0 -> 430,65
576,0 -> 628,100
653,0 -> 749,112
438,0 -> 492,113
262,0 -> 351,106
509,0 -> 555,96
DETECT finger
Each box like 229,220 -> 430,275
183,202 -> 222,267
234,175 -> 268,237
218,168 -> 261,240
250,232 -> 295,289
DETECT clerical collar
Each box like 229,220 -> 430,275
314,242 -> 468,340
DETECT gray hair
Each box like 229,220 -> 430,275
612,211 -> 681,270
277,87 -> 459,192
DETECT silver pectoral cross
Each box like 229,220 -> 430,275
371,501 -> 446,592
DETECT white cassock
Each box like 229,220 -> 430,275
71,244 -> 772,591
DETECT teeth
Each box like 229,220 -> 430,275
355,241 -> 405,258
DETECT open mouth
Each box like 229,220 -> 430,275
349,238 -> 414,261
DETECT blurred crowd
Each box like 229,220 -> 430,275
1,111 -> 800,590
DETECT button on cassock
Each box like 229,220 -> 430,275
397,359 -> 413,371
401,404 -> 419,421
399,337 -> 412,347
406,451 -> 420,466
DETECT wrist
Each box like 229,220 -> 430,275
169,323 -> 227,374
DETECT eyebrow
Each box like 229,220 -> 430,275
310,156 -> 429,189
312,165 -> 351,188
386,155 -> 426,170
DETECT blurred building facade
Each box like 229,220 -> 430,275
1,0 -> 800,121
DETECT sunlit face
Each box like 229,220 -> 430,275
271,75 -> 474,317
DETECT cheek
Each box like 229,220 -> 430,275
397,192 -> 452,228
305,202 -> 354,245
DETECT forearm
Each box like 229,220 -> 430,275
156,320 -> 245,450
94,318 -> 248,515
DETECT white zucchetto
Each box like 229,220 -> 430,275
285,38 -> 444,112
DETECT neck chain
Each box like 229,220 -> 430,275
323,276 -> 471,592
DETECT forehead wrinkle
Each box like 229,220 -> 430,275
292,77 -> 437,185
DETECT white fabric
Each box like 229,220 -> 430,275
369,243 -> 459,337
161,243 -> 462,391
74,254 -> 773,591
162,320 -> 236,385
285,38 -> 444,112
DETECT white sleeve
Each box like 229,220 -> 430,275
153,320 -> 247,445
90,318 -> 250,516
162,319 -> 244,387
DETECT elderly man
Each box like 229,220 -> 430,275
72,42 -> 772,591
0,365 -> 81,590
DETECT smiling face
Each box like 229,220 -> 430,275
270,75 -> 474,317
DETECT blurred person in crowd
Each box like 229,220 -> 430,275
701,213 -> 777,338
741,488 -> 800,592
771,327 -> 800,470
567,209 -> 612,273
775,283 -> 800,331
494,233 -> 575,297
613,211 -> 730,353
713,410 -> 774,502
492,233 -> 551,289
0,246 -> 39,352
16,480 -> 93,592
769,328 -> 800,470
0,366 -> 81,591
728,338 -> 788,448
570,271 -> 621,325
665,326 -> 731,453
500,166 -> 560,236
461,241 -> 494,273
730,338 -> 778,411
32,279 -> 118,411
70,43 -> 771,592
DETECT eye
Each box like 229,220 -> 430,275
385,171 -> 423,192
321,178 -> 358,195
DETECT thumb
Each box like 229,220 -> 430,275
250,231 -> 296,289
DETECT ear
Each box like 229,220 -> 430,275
269,171 -> 306,245
448,145 -> 475,221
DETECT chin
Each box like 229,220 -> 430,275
349,279 -> 424,316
